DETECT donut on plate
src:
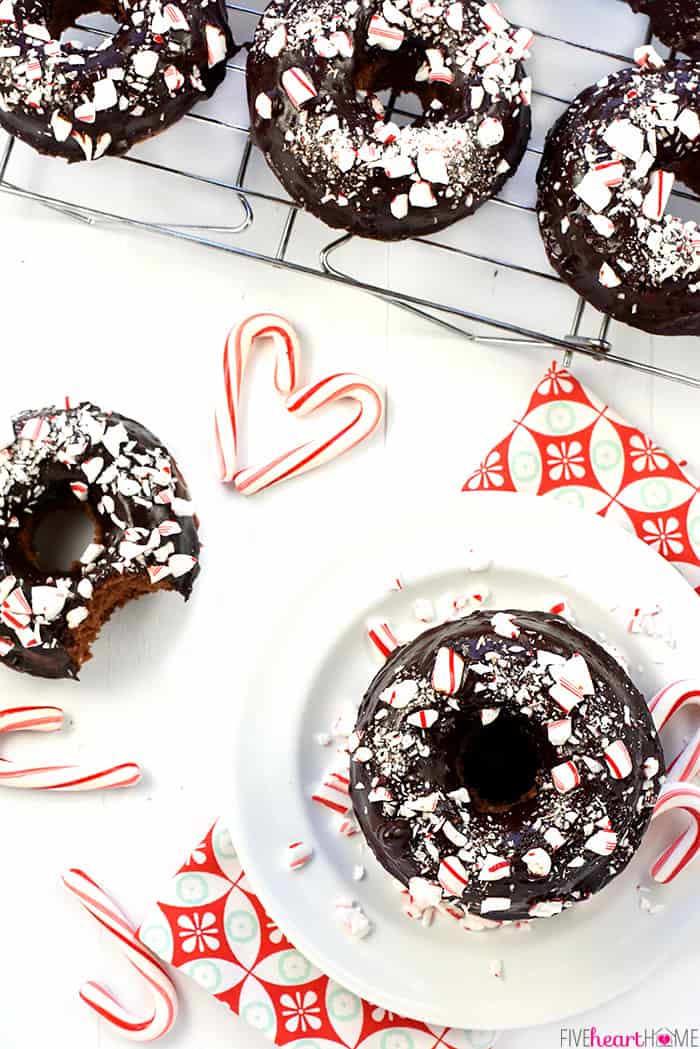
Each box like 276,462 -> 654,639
349,610 -> 665,923
625,0 -> 700,59
247,0 -> 533,240
537,57 -> 700,336
0,402 -> 200,678
0,0 -> 234,161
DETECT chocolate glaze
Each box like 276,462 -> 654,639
625,0 -> 700,58
537,61 -> 700,336
0,402 -> 200,678
247,0 -> 532,240
0,0 -> 235,162
349,610 -> 665,923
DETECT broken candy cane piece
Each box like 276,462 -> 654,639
367,620 -> 399,661
286,841 -> 313,870
62,868 -> 178,1041
0,706 -> 141,791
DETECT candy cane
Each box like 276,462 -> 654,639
62,869 -> 178,1041
0,706 -> 140,791
650,781 -> 700,883
648,680 -> 700,783
214,314 -> 301,482
233,373 -> 384,495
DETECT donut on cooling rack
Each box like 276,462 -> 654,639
0,0 -> 234,161
0,402 -> 200,678
246,0 -> 533,240
625,0 -> 700,58
349,609 -> 665,923
537,57 -> 700,336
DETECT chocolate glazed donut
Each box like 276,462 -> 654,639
625,0 -> 700,59
0,0 -> 235,161
349,610 -> 665,923
537,58 -> 700,336
247,0 -> 532,240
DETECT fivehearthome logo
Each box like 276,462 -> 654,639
560,1027 -> 698,1047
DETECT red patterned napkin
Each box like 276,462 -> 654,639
137,818 -> 497,1049
463,361 -> 700,595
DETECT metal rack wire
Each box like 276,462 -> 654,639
2,2 -> 700,386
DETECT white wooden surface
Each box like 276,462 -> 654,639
1,161 -> 700,1047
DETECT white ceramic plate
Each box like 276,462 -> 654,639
228,493 -> 700,1030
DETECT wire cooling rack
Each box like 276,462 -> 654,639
2,0 -> 700,386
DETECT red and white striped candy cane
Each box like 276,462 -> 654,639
648,679 -> 700,783
650,781 -> 700,884
63,869 -> 178,1041
214,314 -> 301,482
0,706 -> 140,791
233,373 -> 384,495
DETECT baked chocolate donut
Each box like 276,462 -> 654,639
0,0 -> 234,161
537,58 -> 700,336
349,610 -> 665,923
625,0 -> 700,59
0,402 -> 200,678
247,0 -> 532,240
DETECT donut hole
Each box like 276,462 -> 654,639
457,711 -> 554,814
355,53 -> 443,122
31,501 -> 98,574
47,0 -> 118,40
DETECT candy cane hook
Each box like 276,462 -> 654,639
63,869 -> 178,1042
233,373 -> 384,495
0,707 -> 140,791
648,679 -> 700,783
650,781 -> 700,884
214,314 -> 301,482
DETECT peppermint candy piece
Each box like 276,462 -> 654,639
602,118 -> 644,162
407,709 -> 439,729
286,840 -> 313,870
265,24 -> 287,57
335,899 -> 372,939
585,829 -> 617,855
438,855 -> 469,896
677,109 -> 700,141
432,645 -> 464,694
367,14 -> 404,50
547,718 -> 572,746
479,854 -> 511,881
491,611 -> 519,638
446,2 -> 462,30
598,262 -> 621,289
281,67 -> 317,108
548,653 -> 594,713
603,739 -> 633,779
379,678 -> 418,708
551,760 -> 580,793
481,708 -> 500,726
642,170 -> 674,222
409,181 -> 437,208
477,117 -> 504,149
311,769 -> 351,814
523,848 -> 551,877
593,159 -> 624,187
368,620 -> 399,660
479,1 -> 508,32
163,65 -> 185,92
574,171 -> 611,213
529,899 -> 563,918
408,877 -> 443,911
481,896 -> 510,915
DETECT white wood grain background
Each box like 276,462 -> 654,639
1,0 -> 700,1042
